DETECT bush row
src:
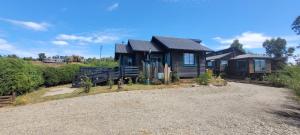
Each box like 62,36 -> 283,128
0,58 -> 86,96
267,66 -> 300,96
0,58 -> 44,95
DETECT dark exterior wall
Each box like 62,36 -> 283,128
228,59 -> 250,77
170,51 -> 205,78
228,58 -> 272,77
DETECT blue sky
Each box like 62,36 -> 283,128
0,0 -> 299,60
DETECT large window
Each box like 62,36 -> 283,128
184,53 -> 195,66
254,59 -> 266,72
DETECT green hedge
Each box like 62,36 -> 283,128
42,64 -> 82,87
0,58 -> 44,96
267,66 -> 300,96
0,57 -> 118,95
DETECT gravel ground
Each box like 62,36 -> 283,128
0,82 -> 300,135
43,87 -> 77,97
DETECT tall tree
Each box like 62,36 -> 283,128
292,16 -> 300,49
292,16 -> 300,35
263,38 -> 295,68
230,39 -> 245,53
263,38 -> 294,57
38,53 -> 46,61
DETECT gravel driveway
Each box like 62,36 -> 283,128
1,82 -> 300,135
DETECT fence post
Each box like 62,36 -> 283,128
12,92 -> 16,101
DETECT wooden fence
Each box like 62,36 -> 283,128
0,93 -> 15,108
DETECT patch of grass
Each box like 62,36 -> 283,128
14,83 -> 193,106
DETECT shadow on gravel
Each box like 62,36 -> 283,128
267,104 -> 300,128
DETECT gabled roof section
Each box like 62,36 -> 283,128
115,44 -> 132,54
128,39 -> 162,52
231,54 -> 272,60
207,47 -> 245,57
153,36 -> 212,51
206,52 -> 232,61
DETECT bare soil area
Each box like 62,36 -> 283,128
0,82 -> 300,135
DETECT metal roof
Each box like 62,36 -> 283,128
206,52 -> 232,61
115,44 -> 132,54
231,54 -> 272,60
128,39 -> 162,52
153,36 -> 212,51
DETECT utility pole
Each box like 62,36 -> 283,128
99,45 -> 103,60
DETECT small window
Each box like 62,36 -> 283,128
207,61 -> 212,67
220,60 -> 228,71
184,53 -> 195,66
220,60 -> 228,66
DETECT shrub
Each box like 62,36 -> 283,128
219,72 -> 227,78
84,58 -> 118,68
266,73 -> 287,87
196,72 -> 212,85
0,58 -> 44,96
137,71 -> 146,84
267,66 -> 300,96
127,77 -> 133,86
43,67 -> 61,86
107,79 -> 113,89
171,71 -> 180,83
210,76 -> 227,86
59,64 -> 81,84
81,76 -> 92,93
42,64 -> 81,87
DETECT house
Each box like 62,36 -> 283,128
115,36 -> 213,79
43,56 -> 66,63
206,47 -> 245,74
207,47 -> 273,79
228,54 -> 272,78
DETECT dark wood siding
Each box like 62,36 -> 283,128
228,58 -> 272,77
170,51 -> 205,78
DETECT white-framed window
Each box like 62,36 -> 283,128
184,53 -> 195,66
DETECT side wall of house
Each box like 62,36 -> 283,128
170,51 -> 205,78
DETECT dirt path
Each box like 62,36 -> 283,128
0,82 -> 299,135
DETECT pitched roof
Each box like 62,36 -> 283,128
128,39 -> 162,52
206,52 -> 232,61
115,44 -> 131,54
207,47 -> 245,57
153,36 -> 212,51
231,54 -> 272,60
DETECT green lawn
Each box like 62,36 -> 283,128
14,83 -> 193,106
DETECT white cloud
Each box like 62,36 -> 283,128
52,40 -> 69,46
214,32 -> 300,49
214,32 -> 300,64
214,32 -> 272,49
0,38 -> 14,51
107,3 -> 119,11
0,18 -> 50,31
53,33 -> 120,45
0,38 -> 36,57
